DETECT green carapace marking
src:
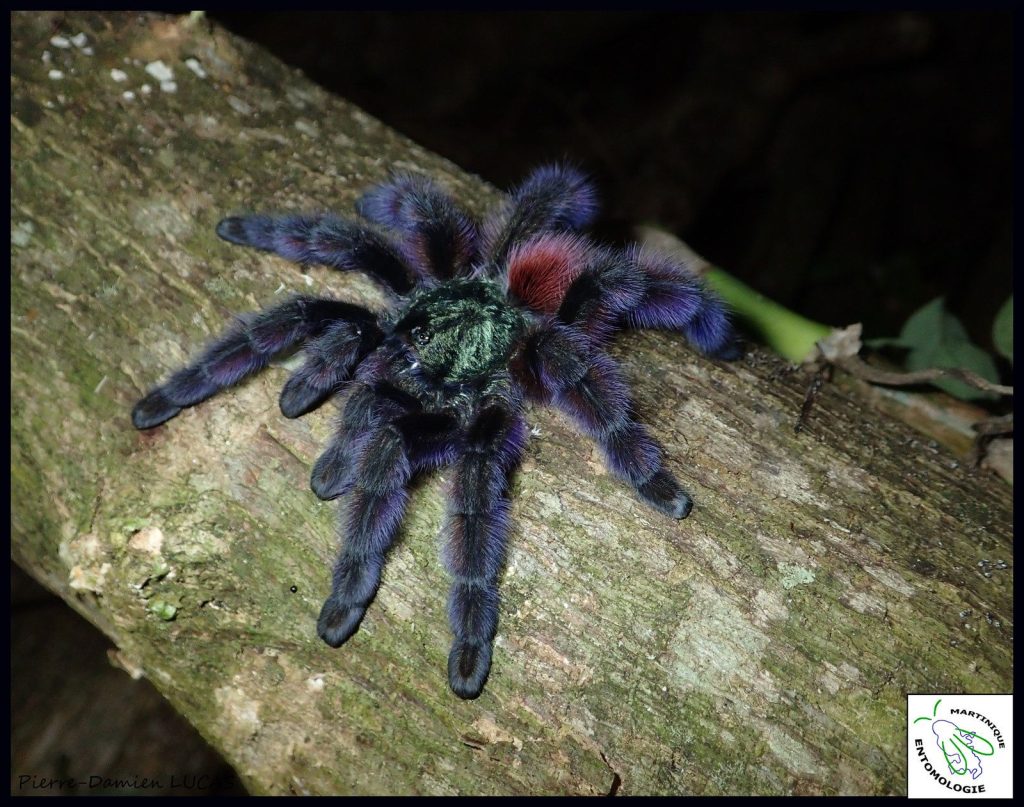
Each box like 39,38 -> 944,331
400,279 -> 526,383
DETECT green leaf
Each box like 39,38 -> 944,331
899,297 -> 970,347
905,338 -> 1000,400
864,336 -> 909,349
896,297 -> 1000,400
993,295 -> 1012,363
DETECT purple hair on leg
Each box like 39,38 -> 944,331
448,582 -> 500,644
637,469 -> 692,519
525,323 -> 588,397
316,347 -> 450,650
483,163 -> 600,265
602,422 -> 662,484
599,417 -> 691,519
357,174 -> 480,279
443,499 -> 512,699
464,404 -> 528,472
525,326 -> 693,519
311,434 -> 359,501
442,405 -> 524,699
216,213 -> 278,250
281,311 -> 384,418
280,360 -> 349,420
217,213 -> 418,293
410,435 -> 459,472
355,176 -> 422,229
132,327 -> 269,429
553,350 -> 632,436
509,163 -> 599,231
442,498 -> 513,582
393,411 -> 461,472
311,374 -> 418,499
132,297 -> 362,429
624,246 -> 741,359
317,441 -> 411,647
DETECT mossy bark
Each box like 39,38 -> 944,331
11,11 -> 1013,796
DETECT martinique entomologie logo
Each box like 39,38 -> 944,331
907,694 -> 1012,799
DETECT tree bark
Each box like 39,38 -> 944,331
11,11 -> 1012,796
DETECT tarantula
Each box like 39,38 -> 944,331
132,164 -> 740,699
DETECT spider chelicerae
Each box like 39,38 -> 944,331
132,164 -> 741,699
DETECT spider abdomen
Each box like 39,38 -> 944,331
506,232 -> 591,313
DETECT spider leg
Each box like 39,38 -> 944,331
355,173 -> 480,280
631,249 -> 741,359
317,393 -> 460,648
132,296 -> 372,430
316,423 -> 411,648
443,401 -> 527,699
309,380 -> 421,501
279,312 -> 383,418
523,324 -> 693,519
216,213 -> 418,295
482,163 -> 599,268
554,246 -> 741,358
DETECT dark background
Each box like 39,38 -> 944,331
213,11 -> 1012,352
12,11 -> 1012,795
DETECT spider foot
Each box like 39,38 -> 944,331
279,374 -> 333,419
317,599 -> 367,647
215,216 -> 260,246
311,442 -> 352,500
448,640 -> 492,700
637,469 -> 693,520
132,389 -> 182,430
710,338 -> 745,362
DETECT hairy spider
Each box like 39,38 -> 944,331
132,165 -> 741,699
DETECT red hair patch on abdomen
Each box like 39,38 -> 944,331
506,232 -> 591,313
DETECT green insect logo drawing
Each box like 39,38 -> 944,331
907,695 -> 1011,797
914,699 -> 996,780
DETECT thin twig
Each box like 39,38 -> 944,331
832,354 -> 1013,397
972,413 -> 1014,437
